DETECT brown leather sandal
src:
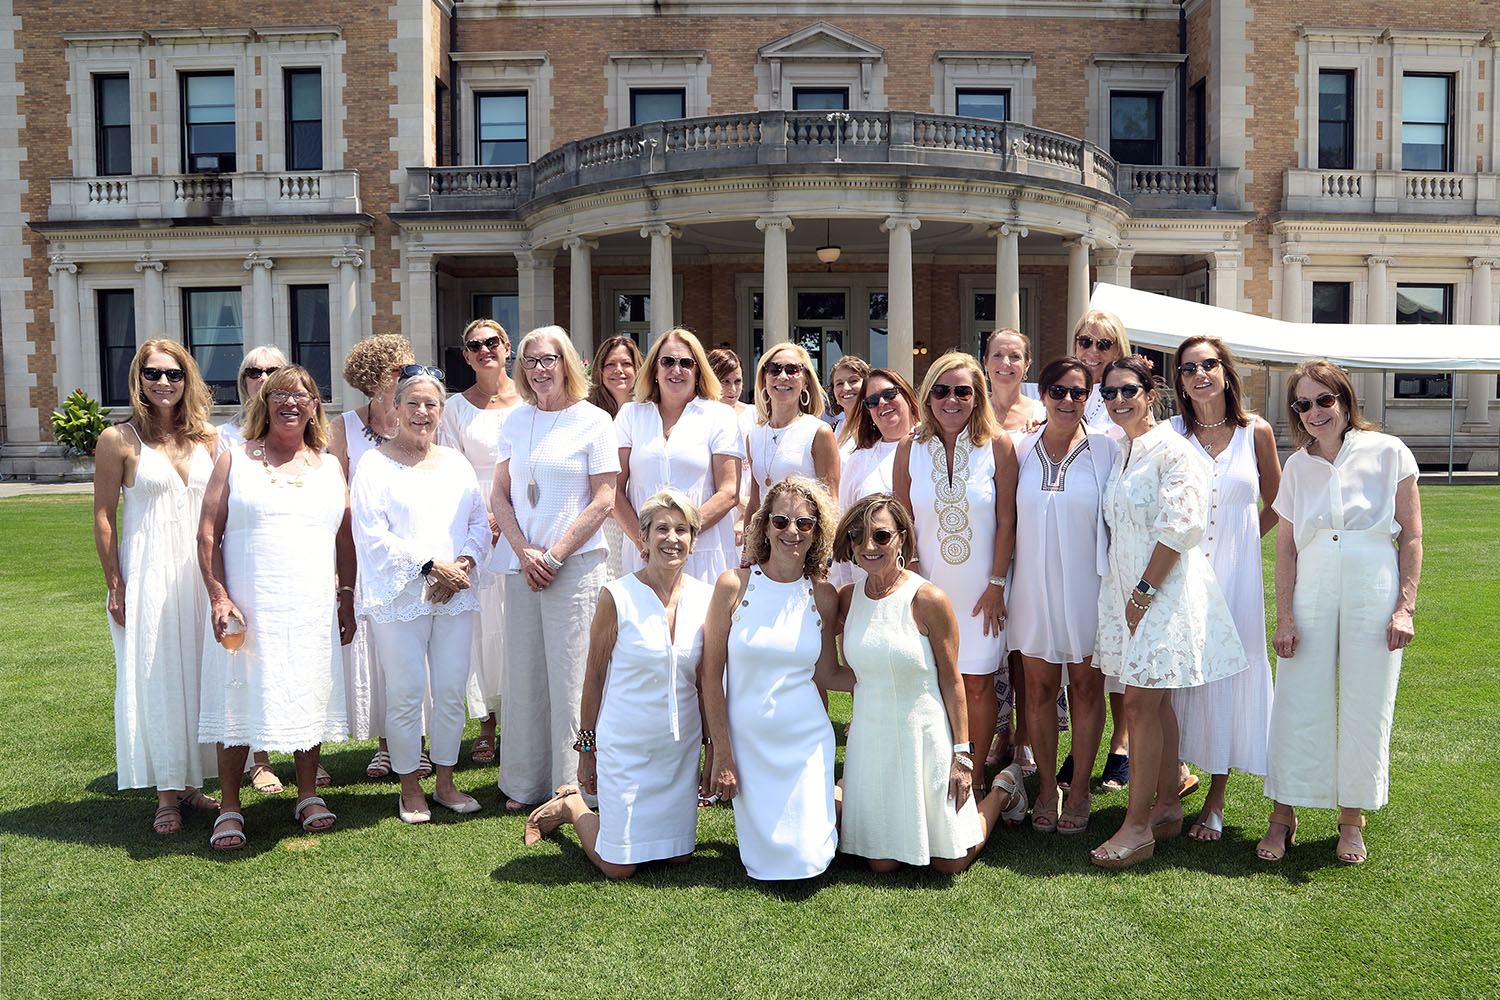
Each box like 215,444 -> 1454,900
1255,807 -> 1298,861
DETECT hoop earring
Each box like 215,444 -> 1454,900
800,389 -> 811,408
761,388 -> 772,406
896,553 -> 907,571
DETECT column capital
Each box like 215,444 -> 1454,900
243,251 -> 274,272
513,247 -> 553,269
1281,252 -> 1310,266
133,253 -> 165,274
640,223 -> 681,240
755,216 -> 794,233
48,254 -> 78,276
1470,256 -> 1499,271
562,236 -> 599,253
1063,235 -> 1097,251
881,216 -> 922,233
331,246 -> 364,269
1366,254 -> 1395,268
1209,249 -> 1242,268
988,223 -> 1029,240
1094,246 -> 1135,266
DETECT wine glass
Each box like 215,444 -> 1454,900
221,615 -> 248,688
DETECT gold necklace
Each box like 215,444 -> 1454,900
525,405 -> 567,507
253,440 -> 311,487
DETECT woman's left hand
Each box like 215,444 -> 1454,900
973,584 -> 1007,638
1124,595 -> 1149,635
948,757 -> 973,810
428,559 -> 471,592
1386,609 -> 1415,652
337,592 -> 356,646
577,749 -> 598,796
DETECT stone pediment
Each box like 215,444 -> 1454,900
758,22 -> 884,62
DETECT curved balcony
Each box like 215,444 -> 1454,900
403,111 -> 1124,214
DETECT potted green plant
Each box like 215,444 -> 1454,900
51,389 -> 109,471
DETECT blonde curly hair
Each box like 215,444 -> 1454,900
743,475 -> 837,579
342,334 -> 414,398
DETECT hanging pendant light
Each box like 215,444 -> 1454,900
815,218 -> 841,268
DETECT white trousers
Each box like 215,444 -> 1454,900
368,612 -> 474,775
498,549 -> 607,805
1265,530 -> 1403,811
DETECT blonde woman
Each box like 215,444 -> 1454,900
744,343 -> 840,530
983,329 -> 1045,435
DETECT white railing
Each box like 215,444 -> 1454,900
1119,164 -> 1239,210
1285,168 -> 1498,215
50,170 -> 362,221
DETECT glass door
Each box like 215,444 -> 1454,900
794,290 -> 849,384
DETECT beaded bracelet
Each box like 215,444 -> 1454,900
573,728 -> 597,753
953,752 -> 974,772
1128,592 -> 1152,612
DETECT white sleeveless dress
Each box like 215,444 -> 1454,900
109,426 -> 216,790
832,437 -> 900,587
198,447 -> 348,750
840,573 -> 982,865
907,434 -> 1003,675
595,574 -> 710,865
1169,417 -> 1272,775
726,568 -> 837,880
745,413 -> 823,491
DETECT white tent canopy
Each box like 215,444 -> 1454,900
1088,283 -> 1500,372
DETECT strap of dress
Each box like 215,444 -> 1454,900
121,421 -> 144,448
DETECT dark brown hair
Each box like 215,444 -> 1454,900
852,368 -> 918,450
831,493 -> 916,567
586,335 -> 642,417
1173,335 -> 1249,433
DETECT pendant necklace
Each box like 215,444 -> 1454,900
762,418 -> 791,488
526,405 -> 566,507
253,441 -> 311,487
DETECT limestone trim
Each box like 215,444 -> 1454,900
453,52 -> 554,168
931,51 -> 1036,126
1086,52 -> 1187,168
755,22 -> 886,111
456,2 -> 1183,22
605,51 -> 711,130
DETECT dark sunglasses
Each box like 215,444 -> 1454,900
1099,383 -> 1146,401
658,355 -> 697,371
142,367 -> 186,383
1076,335 -> 1115,352
862,387 -> 901,410
465,335 -> 504,354
243,366 -> 280,380
928,383 -> 975,400
1291,392 -> 1340,414
1177,358 -> 1222,376
765,361 -> 804,378
399,364 -> 445,381
846,526 -> 899,546
1045,384 -> 1089,402
769,513 -> 817,533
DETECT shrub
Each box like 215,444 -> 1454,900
51,389 -> 109,458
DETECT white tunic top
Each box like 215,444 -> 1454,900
495,400 -> 620,572
745,412 -> 823,490
1272,430 -> 1419,551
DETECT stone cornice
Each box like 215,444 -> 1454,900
63,26 -> 342,47
1272,215 -> 1500,239
450,51 -> 550,65
457,2 -> 1182,23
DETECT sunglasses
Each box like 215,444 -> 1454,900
521,354 -> 562,370
764,361 -> 804,378
1291,392 -> 1340,414
142,367 -> 186,383
846,526 -> 899,546
928,383 -> 975,400
1177,358 -> 1222,376
769,514 -> 817,533
1076,335 -> 1115,352
1099,383 -> 1146,401
399,364 -> 445,381
862,387 -> 901,410
658,355 -> 697,371
244,366 -> 280,380
267,389 -> 315,405
1045,384 -> 1089,402
465,335 -> 504,354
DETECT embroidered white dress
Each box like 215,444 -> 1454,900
1168,417 -> 1272,775
1095,424 -> 1249,689
594,574 -> 710,865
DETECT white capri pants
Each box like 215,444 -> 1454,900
368,611 -> 475,775
498,549 -> 607,805
1264,529 -> 1402,811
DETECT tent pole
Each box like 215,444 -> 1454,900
1448,370 -> 1457,485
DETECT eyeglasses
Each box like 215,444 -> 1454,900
928,383 -> 975,400
1291,392 -> 1340,414
1177,358 -> 1222,376
1075,335 -> 1115,352
465,335 -> 504,354
243,366 -> 280,380
764,361 -> 804,378
399,364 -> 445,381
1045,384 -> 1089,402
862,387 -> 901,410
521,354 -> 562,371
769,513 -> 817,533
1099,383 -> 1146,401
846,526 -> 899,546
142,367 -> 186,383
658,356 -> 697,371
267,389 -> 315,405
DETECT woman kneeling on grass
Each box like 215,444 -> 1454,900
523,489 -> 711,877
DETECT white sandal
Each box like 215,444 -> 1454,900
993,763 -> 1030,825
294,796 -> 336,832
210,811 -> 247,851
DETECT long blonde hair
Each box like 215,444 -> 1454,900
913,351 -> 999,446
634,328 -> 722,404
127,339 -> 216,447
754,343 -> 826,423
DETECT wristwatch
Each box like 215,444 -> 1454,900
1135,578 -> 1157,598
420,559 -> 434,578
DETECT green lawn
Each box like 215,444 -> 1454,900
2,489 -> 1497,1000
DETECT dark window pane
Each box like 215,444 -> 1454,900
477,92 -> 528,165
186,74 -> 234,123
183,73 -> 235,172
750,291 -> 763,322
286,70 -> 322,171
101,126 -> 131,177
288,122 -> 322,171
797,291 -> 846,321
1402,74 -> 1453,172
1311,282 -> 1351,325
792,88 -> 848,111
184,288 -> 243,404
288,71 -> 321,121
973,293 -> 996,323
868,292 -> 888,321
956,89 -> 1009,121
1318,70 -> 1353,170
95,76 -> 131,176
98,76 -> 129,126
1110,92 -> 1162,164
631,89 -> 686,125
97,290 -> 136,407
290,285 -> 331,399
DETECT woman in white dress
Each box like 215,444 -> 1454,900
328,334 -> 428,780
832,495 -> 1028,872
523,489 -> 711,877
702,477 -> 842,881
838,369 -> 917,587
1009,358 -> 1120,835
1089,357 -> 1249,868
709,348 -> 754,555
438,318 -> 522,765
615,328 -> 743,584
827,355 -> 870,450
93,340 -> 221,835
1258,360 -> 1422,866
198,366 -> 352,849
587,336 -> 642,581
1168,337 -> 1281,843
493,327 -> 620,809
744,344 -> 840,532
895,352 -> 1017,794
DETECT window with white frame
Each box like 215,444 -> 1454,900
1402,73 -> 1454,172
476,93 -> 528,166
183,287 -> 243,403
1087,53 -> 1183,167
182,72 -> 236,173
454,51 -> 551,166
934,51 -> 1034,124
606,52 -> 708,130
756,23 -> 886,112
1394,283 -> 1453,399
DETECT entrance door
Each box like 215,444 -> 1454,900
793,290 -> 849,384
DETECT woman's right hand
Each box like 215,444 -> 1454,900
578,749 -> 598,796
712,751 -> 740,802
1272,620 -> 1300,658
518,546 -> 557,591
427,559 -> 471,592
210,595 -> 245,643
107,580 -> 126,626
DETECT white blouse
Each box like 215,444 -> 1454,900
437,393 -> 518,511
216,420 -> 246,453
495,400 -> 620,572
1272,429 -> 1419,552
349,447 -> 490,624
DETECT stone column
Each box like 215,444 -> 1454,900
989,223 -> 1027,331
1272,252 -> 1310,433
641,223 -> 680,344
243,252 -> 277,354
1465,257 -> 1496,429
406,251 -> 438,365
48,255 -> 81,409
883,216 -> 921,383
332,246 -> 363,403
1208,249 -> 1242,310
563,237 -> 598,358
515,248 -> 555,336
134,254 -> 166,345
1093,246 -> 1134,290
1064,237 -> 1095,335
1364,255 -> 1394,424
756,216 -> 794,348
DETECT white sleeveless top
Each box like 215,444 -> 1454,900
746,413 -> 823,490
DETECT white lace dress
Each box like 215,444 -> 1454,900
1095,424 -> 1249,689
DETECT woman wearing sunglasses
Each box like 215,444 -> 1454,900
493,327 -> 620,810
1167,337 -> 1282,843
831,494 -> 1028,872
1258,360 -> 1422,866
744,344 -> 840,534
1072,310 -> 1132,435
1089,357 -> 1248,868
838,370 -> 918,585
614,329 -> 743,584
895,352 -> 1018,796
438,319 -> 522,766
93,339 -> 221,835
701,476 -> 844,880
1008,357 -> 1120,834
